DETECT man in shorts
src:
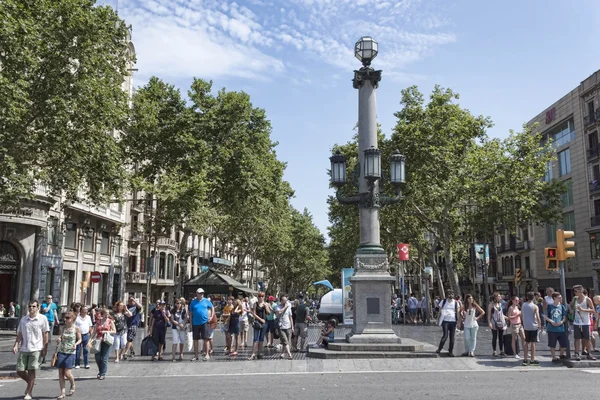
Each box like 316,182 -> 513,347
292,295 -> 308,352
124,296 -> 142,358
521,291 -> 541,366
544,292 -> 568,362
189,288 -> 213,361
13,300 -> 50,400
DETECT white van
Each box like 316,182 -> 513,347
317,288 -> 343,324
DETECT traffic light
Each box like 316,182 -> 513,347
557,229 -> 576,261
545,247 -> 558,271
515,268 -> 522,284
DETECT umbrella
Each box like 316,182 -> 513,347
312,280 -> 334,290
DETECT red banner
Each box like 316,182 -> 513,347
397,243 -> 410,261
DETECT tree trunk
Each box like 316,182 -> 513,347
444,245 -> 461,298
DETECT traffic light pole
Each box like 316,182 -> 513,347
559,260 -> 571,359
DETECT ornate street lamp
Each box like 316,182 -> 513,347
354,36 -> 378,67
328,37 -> 407,344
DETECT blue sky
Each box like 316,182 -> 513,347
109,0 -> 600,238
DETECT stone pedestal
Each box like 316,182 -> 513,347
345,248 -> 401,344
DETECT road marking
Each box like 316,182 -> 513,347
34,367 -> 568,380
580,369 -> 600,374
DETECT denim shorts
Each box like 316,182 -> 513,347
56,352 -> 75,369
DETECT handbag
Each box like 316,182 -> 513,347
252,320 -> 264,330
51,352 -> 58,367
103,332 -> 114,346
90,338 -> 102,354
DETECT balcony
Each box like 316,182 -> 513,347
125,272 -> 147,283
592,215 -> 600,227
584,112 -> 597,127
590,181 -> 600,195
132,200 -> 145,213
129,230 -> 146,242
587,147 -> 600,161
157,237 -> 178,249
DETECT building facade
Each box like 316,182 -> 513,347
495,69 -> 600,296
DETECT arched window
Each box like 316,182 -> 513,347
167,254 -> 174,280
159,252 -> 166,279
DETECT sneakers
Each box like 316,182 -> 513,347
84,365 -> 90,369
575,353 -> 581,361
203,355 -> 210,361
75,365 -> 80,369
530,360 -> 540,366
521,360 -> 529,366
190,357 -> 199,361
586,354 -> 597,361
492,351 -> 497,357
514,354 -> 520,359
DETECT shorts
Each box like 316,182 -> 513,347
524,330 -> 538,343
16,351 -> 41,371
152,328 -> 166,345
127,325 -> 138,343
574,325 -> 591,340
112,332 -> 127,350
279,328 -> 291,345
294,322 -> 308,338
172,329 -> 187,345
240,319 -> 249,332
409,308 -> 417,316
208,329 -> 214,339
192,324 -> 209,341
266,319 -> 275,333
548,331 -> 568,348
253,326 -> 266,343
511,324 -> 524,336
56,352 -> 75,369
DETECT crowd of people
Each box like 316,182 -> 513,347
0,301 -> 20,317
11,289 -> 319,400
434,285 -> 600,365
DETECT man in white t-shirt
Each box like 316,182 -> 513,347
13,300 -> 50,400
436,291 -> 458,356
277,296 -> 294,359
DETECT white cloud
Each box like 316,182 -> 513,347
120,0 -> 455,83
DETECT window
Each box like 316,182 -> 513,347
544,160 -> 553,182
159,252 -> 166,279
100,231 -> 110,254
129,255 -> 137,272
589,132 -> 598,151
558,149 -> 571,176
525,256 -> 531,271
562,179 -> 573,207
115,236 -> 122,257
546,224 -> 557,243
546,119 -> 574,148
64,223 -> 77,249
140,250 -> 146,273
591,234 -> 600,259
563,211 -> 576,234
167,254 -> 174,280
83,229 -> 94,252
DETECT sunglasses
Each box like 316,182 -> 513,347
65,317 -> 72,320
28,305 -> 37,308
258,295 -> 265,298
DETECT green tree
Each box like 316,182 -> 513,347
0,0 -> 133,206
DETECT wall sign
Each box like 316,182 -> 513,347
545,107 -> 556,124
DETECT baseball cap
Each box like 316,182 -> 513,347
196,288 -> 205,294
159,300 -> 166,305
268,295 -> 275,301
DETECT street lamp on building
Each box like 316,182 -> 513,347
329,36 -> 406,344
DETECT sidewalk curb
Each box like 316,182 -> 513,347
0,371 -> 18,378
562,359 -> 600,368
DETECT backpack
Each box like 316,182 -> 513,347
491,304 -> 505,329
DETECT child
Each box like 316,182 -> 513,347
312,320 -> 335,348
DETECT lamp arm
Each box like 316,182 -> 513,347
335,190 -> 363,205
380,186 -> 403,207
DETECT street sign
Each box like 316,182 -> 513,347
90,271 -> 101,283
397,243 -> 410,261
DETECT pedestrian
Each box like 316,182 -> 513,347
248,292 -> 270,360
90,304 -> 98,325
570,285 -> 596,361
12,300 -> 50,400
8,301 -> 16,317
265,295 -> 278,348
521,291 -> 542,366
89,308 -> 116,380
170,298 -> 187,361
71,302 -> 81,314
75,305 -> 93,369
408,293 -> 418,324
15,301 -> 21,318
312,320 -> 335,348
292,295 -> 309,352
458,294 -> 485,357
124,296 -> 143,359
54,311 -> 81,399
149,300 -> 169,361
240,296 -> 251,349
542,287 -> 555,321
228,299 -> 242,357
40,295 -> 58,364
0,303 -> 5,317
487,292 -> 507,356
436,291 -> 458,356
507,296 -> 525,359
277,295 -> 294,359
545,292 -> 568,362
222,296 -> 234,354
189,288 -> 214,361
111,301 -> 128,363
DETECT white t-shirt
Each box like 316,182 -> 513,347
18,313 -> 50,352
279,304 -> 293,330
440,299 -> 457,323
241,302 -> 250,322
75,314 -> 93,335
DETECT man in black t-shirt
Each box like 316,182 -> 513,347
292,296 -> 309,352
124,296 -> 142,358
